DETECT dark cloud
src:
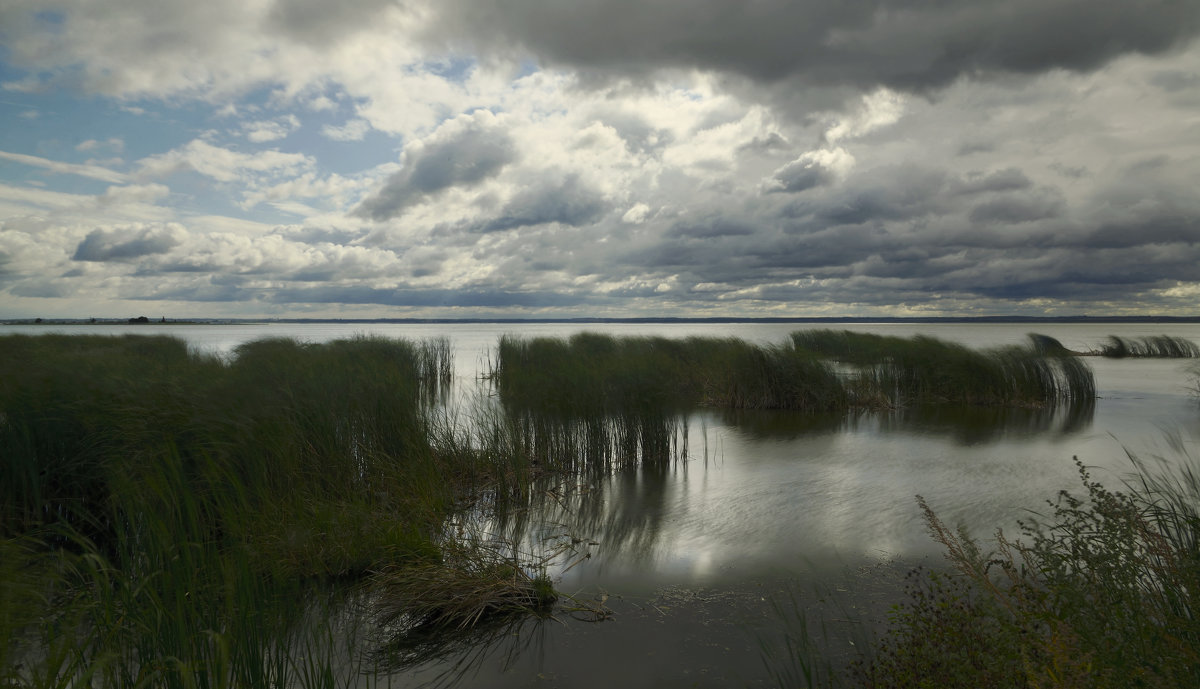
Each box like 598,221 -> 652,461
953,168 -> 1033,195
1086,214 -> 1200,249
266,285 -> 588,308
355,112 -> 515,221
668,215 -> 756,239
968,195 -> 1064,224
72,225 -> 183,262
1149,69 -> 1200,93
265,0 -> 394,45
425,1 -> 1200,91
478,174 -> 608,232
768,158 -> 834,193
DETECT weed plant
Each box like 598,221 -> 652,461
847,452 -> 1200,688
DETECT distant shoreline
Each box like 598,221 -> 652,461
6,315 -> 1200,326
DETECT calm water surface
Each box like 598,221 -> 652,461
9,321 -> 1200,687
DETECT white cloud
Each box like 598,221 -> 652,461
307,95 -> 338,111
321,118 -> 370,141
137,140 -> 313,183
95,183 -> 171,206
622,203 -> 651,224
0,149 -> 128,183
825,88 -> 906,145
75,137 -> 124,153
242,115 -> 301,142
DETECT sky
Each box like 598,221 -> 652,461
1,1 -> 1199,320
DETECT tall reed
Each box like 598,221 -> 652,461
0,333 -> 512,688
1099,334 -> 1200,358
791,330 -> 1095,407
489,333 -> 848,479
848,451 -> 1200,688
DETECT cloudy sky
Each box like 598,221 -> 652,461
2,1 -> 1199,319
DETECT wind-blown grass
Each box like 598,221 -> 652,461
493,332 -> 847,414
489,333 -> 846,479
759,448 -> 1200,688
489,331 -> 1094,482
1098,334 -> 1200,358
844,451 -> 1200,688
791,330 -> 1095,407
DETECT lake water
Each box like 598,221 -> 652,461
8,321 -> 1200,687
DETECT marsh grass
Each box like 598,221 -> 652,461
792,330 -> 1095,407
1098,335 -> 1200,358
0,333 -> 534,688
492,331 -> 1093,439
371,538 -> 556,633
843,451 -> 1200,688
493,332 -> 847,414
485,331 -> 1095,506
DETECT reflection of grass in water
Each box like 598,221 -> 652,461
482,331 -> 1096,491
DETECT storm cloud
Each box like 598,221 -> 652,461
2,0 -> 1199,318
355,111 -> 516,221
72,225 -> 186,262
424,0 -> 1200,90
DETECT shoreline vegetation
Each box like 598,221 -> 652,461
2,330 -> 1197,687
773,450 -> 1200,689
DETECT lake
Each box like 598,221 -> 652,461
8,320 -> 1200,687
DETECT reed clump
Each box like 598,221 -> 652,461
0,333 -> 540,688
494,333 -> 847,414
489,333 -> 848,479
791,330 -> 1095,407
371,539 -> 556,633
488,331 -> 1093,480
1098,334 -> 1200,358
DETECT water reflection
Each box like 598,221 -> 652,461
868,397 -> 1095,444
375,615 -> 548,689
713,397 -> 1094,445
477,394 -> 1100,599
